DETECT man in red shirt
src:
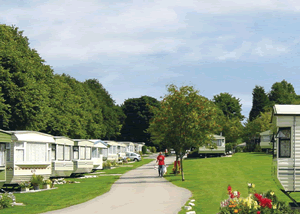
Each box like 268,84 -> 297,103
156,152 -> 165,177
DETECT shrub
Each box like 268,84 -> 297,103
0,192 -> 15,209
106,160 -> 112,167
111,160 -> 117,166
18,181 -> 31,188
142,146 -> 147,154
225,143 -> 233,153
151,146 -> 157,153
30,174 -> 44,186
254,144 -> 262,152
235,146 -> 242,153
43,179 -> 52,185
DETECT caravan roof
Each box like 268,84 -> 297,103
7,131 -> 55,143
273,104 -> 300,115
89,139 -> 107,149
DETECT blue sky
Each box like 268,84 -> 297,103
1,0 -> 300,120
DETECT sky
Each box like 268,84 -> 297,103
1,0 -> 300,121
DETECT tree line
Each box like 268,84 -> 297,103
0,24 -> 125,139
1,24 -> 298,151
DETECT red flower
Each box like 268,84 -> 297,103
186,102 -> 189,105
237,191 -> 240,198
227,185 -> 232,193
257,212 -> 261,214
230,193 -> 234,198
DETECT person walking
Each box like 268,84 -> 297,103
156,152 -> 165,177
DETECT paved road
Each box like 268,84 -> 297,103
43,154 -> 192,214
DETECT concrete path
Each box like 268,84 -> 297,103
43,154 -> 192,214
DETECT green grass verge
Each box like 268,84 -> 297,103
2,159 -> 154,214
164,153 -> 300,214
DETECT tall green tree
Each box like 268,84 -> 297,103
243,111 -> 274,143
249,86 -> 270,121
148,85 -> 221,181
84,79 -> 124,140
119,96 -> 160,144
213,93 -> 244,143
268,80 -> 298,105
213,92 -> 244,121
0,24 -> 53,130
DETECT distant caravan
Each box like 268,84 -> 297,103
198,134 -> 226,158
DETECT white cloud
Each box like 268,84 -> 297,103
253,38 -> 289,57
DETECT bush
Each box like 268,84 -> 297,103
111,160 -> 117,166
30,174 -> 44,186
225,143 -> 233,153
254,144 -> 262,152
235,146 -> 242,153
142,146 -> 147,154
0,192 -> 15,209
152,146 -> 157,153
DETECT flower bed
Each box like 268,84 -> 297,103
218,183 -> 300,214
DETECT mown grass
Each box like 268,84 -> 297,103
2,159 -> 154,214
164,153 -> 300,214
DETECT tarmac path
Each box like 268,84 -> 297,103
43,154 -> 192,214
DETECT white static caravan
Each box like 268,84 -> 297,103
272,104 -> 300,192
51,136 -> 74,177
198,134 -> 226,157
5,131 -> 55,184
260,130 -> 272,152
123,142 -> 135,153
134,142 -> 145,153
72,139 -> 94,174
88,140 -> 107,170
102,141 -> 118,161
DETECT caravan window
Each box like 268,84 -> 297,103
65,145 -> 71,161
73,146 -> 79,160
278,127 -> 291,158
102,148 -> 108,157
108,146 -> 112,154
6,143 -> 10,162
113,146 -> 117,154
26,143 -> 47,162
51,144 -> 56,160
57,145 -> 64,161
15,142 -> 24,162
92,148 -> 97,158
80,147 -> 86,160
86,147 -> 91,160
0,144 -> 5,166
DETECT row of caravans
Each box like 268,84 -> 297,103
0,130 -> 145,188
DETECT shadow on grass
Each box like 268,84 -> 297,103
114,181 -> 169,184
119,176 -> 161,179
249,152 -> 273,156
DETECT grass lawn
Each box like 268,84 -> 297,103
164,153 -> 300,214
2,159 -> 154,214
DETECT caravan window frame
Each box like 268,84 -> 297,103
278,127 -> 291,158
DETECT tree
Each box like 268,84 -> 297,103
0,24 -> 53,131
221,117 -> 244,143
243,111 -> 274,144
249,86 -> 270,121
213,92 -> 244,121
148,85 -> 221,181
213,93 -> 244,143
84,79 -> 124,140
268,80 -> 298,105
119,96 -> 160,144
